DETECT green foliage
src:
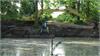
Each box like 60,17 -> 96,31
19,0 -> 36,21
20,0 -> 35,16
57,13 -> 74,23
0,0 -> 99,25
44,0 -> 50,9
56,0 -> 99,24
1,0 -> 36,21
56,13 -> 87,24
39,12 -> 52,23
1,1 -> 19,20
80,0 -> 99,22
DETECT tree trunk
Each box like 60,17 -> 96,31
76,0 -> 80,20
86,1 -> 90,17
41,0 -> 43,15
34,0 -> 39,27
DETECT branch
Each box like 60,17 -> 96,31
53,41 -> 62,51
39,7 -> 86,19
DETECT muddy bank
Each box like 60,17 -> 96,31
1,20 -> 99,38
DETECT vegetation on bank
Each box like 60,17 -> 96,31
0,0 -> 100,25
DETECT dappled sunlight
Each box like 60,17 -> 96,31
51,12 -> 64,18
59,6 -> 66,10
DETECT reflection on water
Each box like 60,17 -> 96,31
0,38 -> 50,56
64,44 -> 99,56
0,38 -> 100,56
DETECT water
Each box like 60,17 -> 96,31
0,38 -> 100,56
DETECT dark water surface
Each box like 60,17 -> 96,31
0,38 -> 100,56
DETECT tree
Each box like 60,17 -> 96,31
56,0 -> 99,24
1,1 -> 19,20
20,0 -> 35,16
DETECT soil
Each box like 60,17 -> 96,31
1,20 -> 99,38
